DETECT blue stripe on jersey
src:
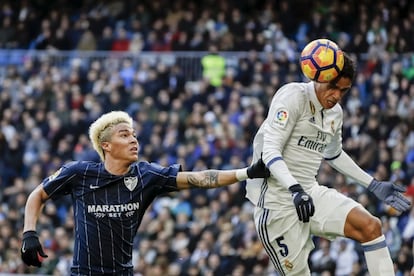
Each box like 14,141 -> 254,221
324,152 -> 341,161
258,209 -> 285,276
267,156 -> 283,167
362,240 -> 387,252
258,178 -> 268,208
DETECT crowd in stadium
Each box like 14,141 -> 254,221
1,0 -> 414,275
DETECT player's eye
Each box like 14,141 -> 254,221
327,83 -> 338,90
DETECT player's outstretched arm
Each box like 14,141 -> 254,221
21,185 -> 49,267
176,158 -> 269,189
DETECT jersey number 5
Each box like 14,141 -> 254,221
276,236 -> 289,257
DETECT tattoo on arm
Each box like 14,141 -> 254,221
187,171 -> 219,188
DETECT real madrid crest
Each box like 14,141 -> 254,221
309,101 -> 316,124
284,259 -> 294,271
309,101 -> 315,115
124,176 -> 138,191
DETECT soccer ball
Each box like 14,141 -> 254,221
300,39 -> 344,83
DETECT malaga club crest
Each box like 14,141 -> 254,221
124,177 -> 138,191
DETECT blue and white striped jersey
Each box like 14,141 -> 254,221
42,160 -> 180,275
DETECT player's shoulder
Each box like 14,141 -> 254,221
132,160 -> 150,169
274,82 -> 310,106
131,161 -> 156,174
62,160 -> 101,172
277,82 -> 309,97
133,161 -> 181,176
133,160 -> 169,171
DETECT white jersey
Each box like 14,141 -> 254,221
246,81 -> 343,210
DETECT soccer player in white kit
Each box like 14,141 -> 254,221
246,52 -> 411,276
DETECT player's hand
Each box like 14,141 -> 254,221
247,158 -> 270,179
367,179 -> 411,212
289,184 -> 315,223
21,231 -> 48,267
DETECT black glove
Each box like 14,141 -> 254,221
247,158 -> 270,178
21,231 -> 48,267
289,184 -> 315,223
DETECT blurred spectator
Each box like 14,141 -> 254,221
333,239 -> 360,276
201,44 -> 226,87
0,16 -> 15,48
309,238 -> 336,275
382,217 -> 403,260
76,30 -> 97,51
97,26 -> 114,51
112,27 -> 130,51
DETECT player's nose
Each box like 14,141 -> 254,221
130,136 -> 138,144
332,89 -> 342,101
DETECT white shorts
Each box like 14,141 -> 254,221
253,185 -> 361,276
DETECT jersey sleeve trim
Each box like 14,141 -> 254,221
267,156 -> 283,167
324,152 -> 341,161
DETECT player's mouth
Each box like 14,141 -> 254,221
327,100 -> 337,107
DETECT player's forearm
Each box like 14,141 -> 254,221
176,169 -> 245,189
23,186 -> 47,232
326,150 -> 373,187
262,142 -> 297,188
267,158 -> 298,188
262,123 -> 298,189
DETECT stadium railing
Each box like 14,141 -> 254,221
0,50 -> 249,82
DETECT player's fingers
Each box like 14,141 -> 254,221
302,210 -> 309,223
391,202 -> 405,213
390,196 -> 410,212
21,254 -> 32,266
396,193 -> 411,206
23,252 -> 41,267
397,198 -> 411,212
300,204 -> 306,222
297,206 -> 304,222
29,251 -> 38,262
392,184 -> 407,193
37,248 -> 48,258
308,202 -> 315,216
37,252 -> 46,262
300,205 -> 309,222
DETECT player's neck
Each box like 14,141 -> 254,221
104,159 -> 131,175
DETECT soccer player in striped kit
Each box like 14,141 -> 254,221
246,52 -> 411,275
21,110 -> 269,275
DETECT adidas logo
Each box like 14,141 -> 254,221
309,117 -> 315,124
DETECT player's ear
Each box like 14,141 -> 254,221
101,141 -> 110,152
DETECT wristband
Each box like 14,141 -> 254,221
235,168 -> 248,181
23,230 -> 38,239
288,184 -> 303,194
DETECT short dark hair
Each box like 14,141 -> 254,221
331,52 -> 356,84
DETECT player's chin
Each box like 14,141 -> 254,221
325,101 -> 337,109
128,153 -> 139,162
